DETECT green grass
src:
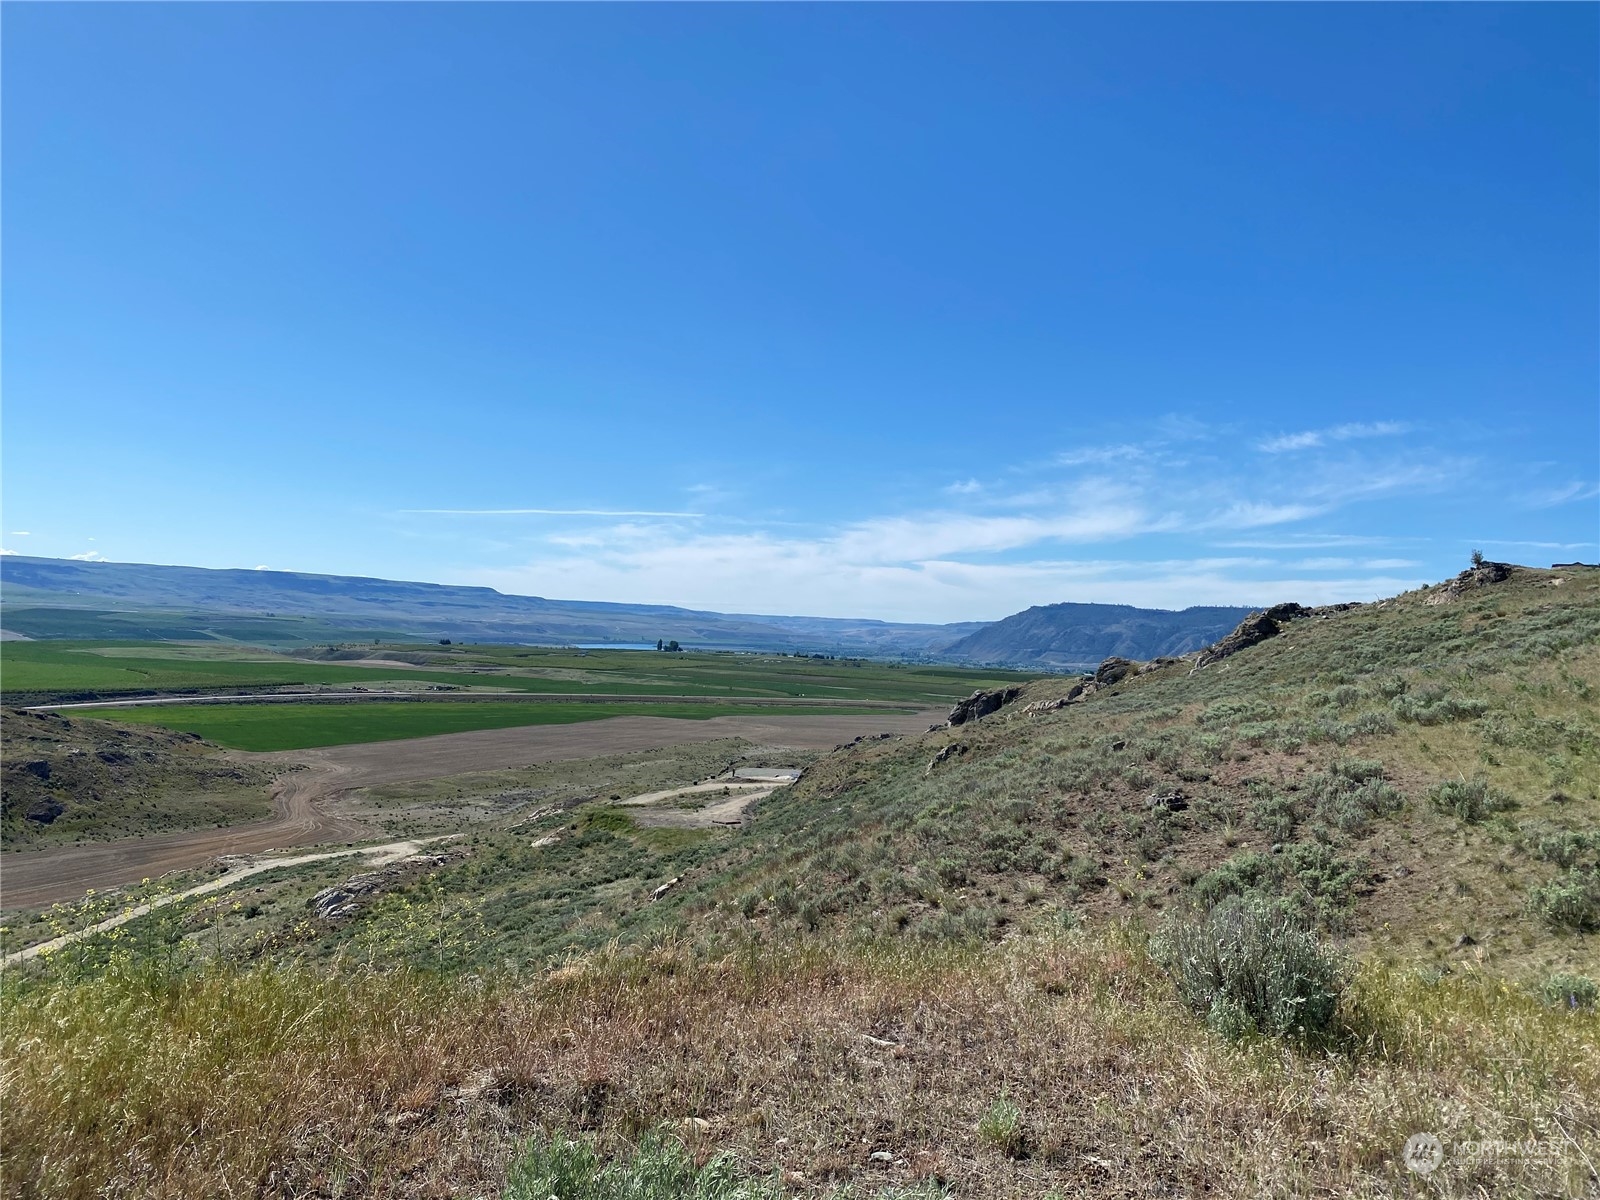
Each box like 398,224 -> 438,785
77,700 -> 914,751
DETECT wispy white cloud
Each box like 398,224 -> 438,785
1289,557 -> 1421,571
1214,533 -> 1405,550
1258,421 -> 1408,454
9,531 -> 30,537
402,508 -> 704,518
1475,539 -> 1598,551
428,419 -> 1486,620
1519,481 -> 1599,509
1191,502 -> 1327,530
1054,444 -> 1146,467
465,539 -> 1431,622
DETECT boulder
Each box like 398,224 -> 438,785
24,797 -> 64,825
927,743 -> 968,773
1192,612 -> 1280,669
1148,789 -> 1189,813
947,686 -> 1022,726
1094,657 -> 1136,687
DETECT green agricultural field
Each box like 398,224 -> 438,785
1,638 -> 1034,704
77,699 -> 919,752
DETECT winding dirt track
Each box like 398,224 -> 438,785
0,709 -> 939,910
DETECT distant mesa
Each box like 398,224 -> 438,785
941,601 -> 1260,670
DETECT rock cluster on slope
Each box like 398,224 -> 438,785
946,687 -> 1022,726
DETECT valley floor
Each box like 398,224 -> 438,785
0,708 -> 941,909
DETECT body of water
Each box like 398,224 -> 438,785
573,643 -> 668,651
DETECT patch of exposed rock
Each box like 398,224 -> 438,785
947,687 -> 1022,727
1192,612 -> 1281,669
927,743 -> 968,773
1094,657 -> 1136,687
1022,697 -> 1070,715
1425,560 -> 1515,606
1138,657 -> 1185,675
308,853 -> 453,922
1148,789 -> 1189,813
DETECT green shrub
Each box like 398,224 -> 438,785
1349,710 -> 1397,737
504,1130 -> 770,1200
1249,793 -> 1299,842
1199,699 -> 1271,728
977,1095 -> 1024,1157
1518,824 -> 1600,869
1391,690 -> 1490,725
1538,973 -> 1599,1011
1305,761 -> 1403,835
1277,842 -> 1366,928
1429,778 -> 1514,823
1153,894 -> 1345,1043
1192,853 -> 1273,909
771,881 -> 799,918
1526,868 -> 1600,932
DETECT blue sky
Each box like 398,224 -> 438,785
3,4 -> 1596,623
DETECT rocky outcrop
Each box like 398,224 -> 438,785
24,798 -> 64,825
1424,561 -> 1515,606
947,687 -> 1022,726
308,854 -> 452,922
927,743 -> 969,773
1264,602 -> 1310,622
1192,611 -> 1280,669
1094,657 -> 1136,687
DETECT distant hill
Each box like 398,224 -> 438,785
0,556 -> 1272,666
942,601 -> 1259,669
0,556 -> 985,656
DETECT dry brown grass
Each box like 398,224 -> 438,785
4,931 -> 1597,1199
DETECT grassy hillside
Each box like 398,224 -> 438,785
0,708 -> 275,850
705,564 -> 1600,977
5,563 -> 1598,1197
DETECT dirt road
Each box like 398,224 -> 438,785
3,838 -> 444,966
0,709 -> 939,910
620,780 -> 782,827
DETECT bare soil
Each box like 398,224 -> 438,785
0,710 -> 939,910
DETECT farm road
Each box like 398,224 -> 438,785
3,838 -> 445,966
0,708 -> 941,910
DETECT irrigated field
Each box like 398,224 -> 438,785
71,699 -> 918,752
2,640 -> 1033,704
